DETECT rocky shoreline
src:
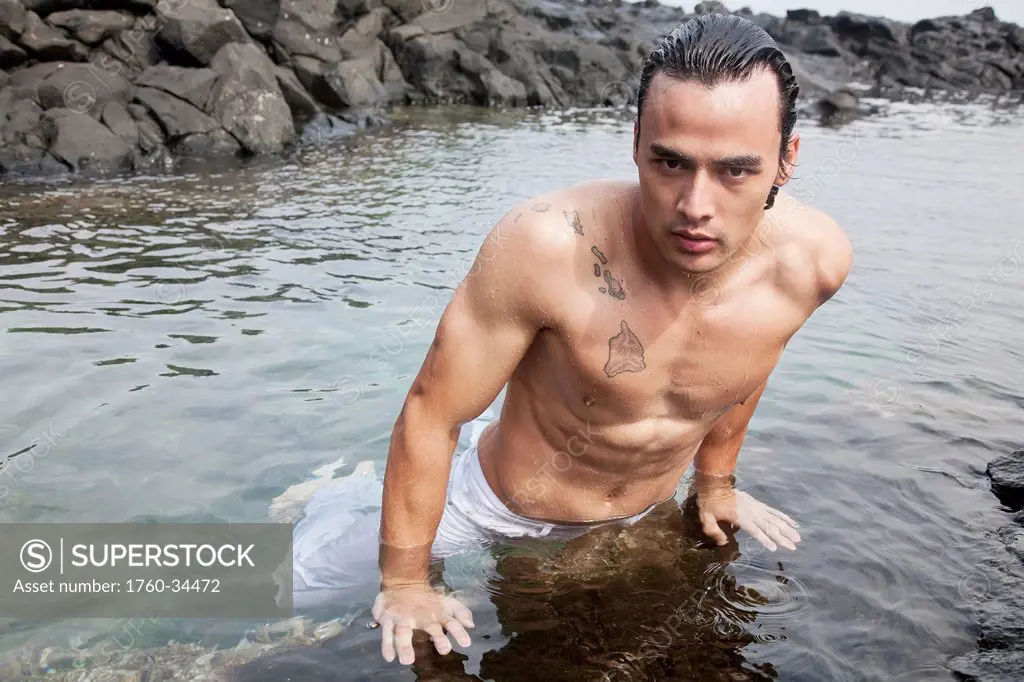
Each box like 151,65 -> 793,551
950,449 -> 1024,681
0,0 -> 1022,178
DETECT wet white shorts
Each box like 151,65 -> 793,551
289,416 -> 657,609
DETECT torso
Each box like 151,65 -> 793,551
477,179 -> 825,523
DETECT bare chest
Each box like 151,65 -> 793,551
549,289 -> 797,422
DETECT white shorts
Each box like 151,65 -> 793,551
289,416 -> 658,609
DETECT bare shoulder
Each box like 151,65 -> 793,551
466,181 -> 617,323
763,191 -> 854,311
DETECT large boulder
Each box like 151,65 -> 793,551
0,0 -> 27,42
274,64 -> 320,121
271,0 -> 342,63
17,10 -> 90,61
155,0 -> 250,65
207,42 -> 296,153
46,10 -> 136,45
40,107 -> 133,173
222,0 -> 280,40
34,62 -> 134,117
135,64 -> 219,110
133,85 -> 220,138
0,34 -> 27,69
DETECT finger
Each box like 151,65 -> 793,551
380,617 -> 396,663
700,510 -> 729,546
371,594 -> 385,622
744,519 -> 777,552
765,506 -> 799,528
764,522 -> 796,551
450,601 -> 475,629
444,618 -> 473,648
395,624 -> 415,665
424,623 -> 452,656
773,520 -> 801,545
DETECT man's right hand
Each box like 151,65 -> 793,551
371,583 -> 475,665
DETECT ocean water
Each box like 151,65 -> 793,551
0,93 -> 1022,680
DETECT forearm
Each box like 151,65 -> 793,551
692,430 -> 746,478
378,401 -> 460,588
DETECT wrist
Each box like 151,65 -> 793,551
692,468 -> 736,493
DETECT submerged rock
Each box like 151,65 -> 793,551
987,450 -> 1024,509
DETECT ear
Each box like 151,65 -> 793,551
774,132 -> 800,187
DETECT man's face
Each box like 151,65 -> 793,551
632,68 -> 798,275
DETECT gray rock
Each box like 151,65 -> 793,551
155,0 -> 250,65
35,62 -> 133,117
17,10 -> 90,61
694,2 -> 729,15
988,450 -> 1024,510
0,68 -> 7,90
786,9 -> 822,24
1,98 -> 42,145
172,127 -> 241,156
101,99 -> 138,148
0,142 -> 69,174
130,107 -> 165,153
207,42 -> 295,154
411,1 -> 487,34
0,34 -> 27,69
950,649 -> 1024,681
94,19 -> 162,80
3,60 -> 63,98
222,0 -> 280,40
46,10 -> 135,45
274,64 -> 320,121
209,41 -> 277,92
0,0 -> 26,42
133,85 -> 220,138
40,107 -> 133,173
135,64 -> 219,111
272,0 -> 343,63
318,59 -> 388,109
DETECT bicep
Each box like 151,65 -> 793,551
405,225 -> 545,427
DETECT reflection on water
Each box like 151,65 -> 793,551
1,97 -> 1023,680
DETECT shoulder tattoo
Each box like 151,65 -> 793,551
604,320 -> 646,378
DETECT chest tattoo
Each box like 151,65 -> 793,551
604,320 -> 647,378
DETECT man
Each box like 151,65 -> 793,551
300,12 -> 852,667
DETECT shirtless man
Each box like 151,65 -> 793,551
369,14 -> 852,665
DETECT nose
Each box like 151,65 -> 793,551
676,170 -> 715,224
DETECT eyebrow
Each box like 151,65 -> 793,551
649,143 -> 763,169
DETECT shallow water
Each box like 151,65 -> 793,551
1,95 -> 1023,680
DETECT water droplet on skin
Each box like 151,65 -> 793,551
583,396 -> 595,406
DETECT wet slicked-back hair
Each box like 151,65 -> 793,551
635,13 -> 799,210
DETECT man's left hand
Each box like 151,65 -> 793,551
695,484 -> 801,552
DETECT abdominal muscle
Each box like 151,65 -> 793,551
475,388 -> 706,524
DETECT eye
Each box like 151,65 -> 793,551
659,159 -> 682,171
724,167 -> 749,179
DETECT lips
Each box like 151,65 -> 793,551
672,230 -> 716,242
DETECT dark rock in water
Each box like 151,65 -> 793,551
950,649 -> 1024,681
987,450 -> 1024,510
